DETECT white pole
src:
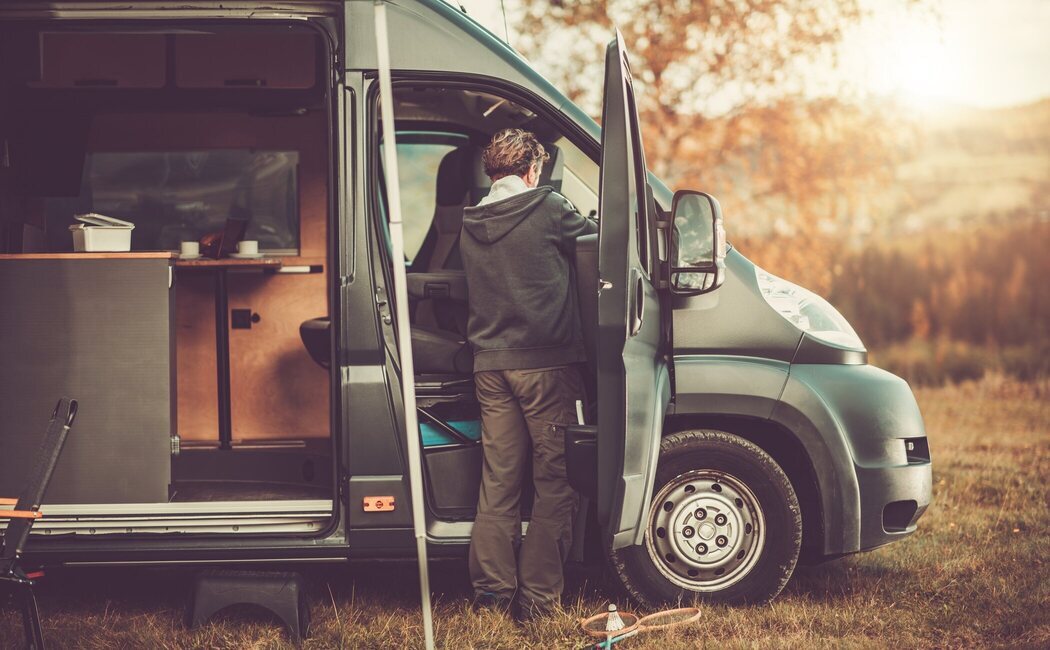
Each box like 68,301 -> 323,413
373,3 -> 436,649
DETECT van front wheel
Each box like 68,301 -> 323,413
610,429 -> 801,607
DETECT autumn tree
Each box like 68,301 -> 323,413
509,0 -> 917,291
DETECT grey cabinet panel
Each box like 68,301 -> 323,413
0,258 -> 174,504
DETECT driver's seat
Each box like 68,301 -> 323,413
409,146 -> 475,375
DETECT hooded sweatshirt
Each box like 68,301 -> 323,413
460,179 -> 598,371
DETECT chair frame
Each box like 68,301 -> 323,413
1,398 -> 78,650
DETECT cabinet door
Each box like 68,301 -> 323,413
0,258 -> 173,504
175,33 -> 318,90
227,272 -> 330,442
34,32 -> 166,88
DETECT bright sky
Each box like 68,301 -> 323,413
456,0 -> 1050,110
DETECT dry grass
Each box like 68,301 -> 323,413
2,375 -> 1048,649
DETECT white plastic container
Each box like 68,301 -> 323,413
69,213 -> 135,252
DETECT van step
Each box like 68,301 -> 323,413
188,570 -> 310,643
3,500 -> 332,536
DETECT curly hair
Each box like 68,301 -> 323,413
481,128 -> 550,180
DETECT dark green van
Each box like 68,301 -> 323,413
0,0 -> 930,606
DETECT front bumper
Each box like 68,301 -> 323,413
773,364 -> 933,556
855,456 -> 932,551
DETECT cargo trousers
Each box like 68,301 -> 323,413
468,364 -> 585,608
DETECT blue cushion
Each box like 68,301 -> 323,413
420,419 -> 482,447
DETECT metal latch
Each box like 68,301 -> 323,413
375,286 -> 392,325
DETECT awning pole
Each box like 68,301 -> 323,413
373,3 -> 436,649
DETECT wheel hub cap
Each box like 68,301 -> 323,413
697,522 -> 716,540
646,469 -> 766,592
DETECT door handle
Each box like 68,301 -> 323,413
630,272 -> 645,336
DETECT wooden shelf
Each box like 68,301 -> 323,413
174,258 -> 284,270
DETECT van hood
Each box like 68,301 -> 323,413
461,186 -> 552,244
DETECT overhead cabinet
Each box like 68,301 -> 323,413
32,32 -> 167,88
174,33 -> 318,89
17,30 -> 318,91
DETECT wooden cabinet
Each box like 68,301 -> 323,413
174,268 -> 329,443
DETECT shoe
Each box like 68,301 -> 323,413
471,591 -> 514,614
512,598 -> 554,626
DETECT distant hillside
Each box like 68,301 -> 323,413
887,98 -> 1050,237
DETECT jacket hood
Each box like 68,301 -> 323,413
462,186 -> 553,244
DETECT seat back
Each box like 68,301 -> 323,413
411,146 -> 473,334
538,142 -> 564,193
411,146 -> 473,274
2,398 -> 77,560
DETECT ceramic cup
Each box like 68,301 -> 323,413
237,240 -> 259,255
180,241 -> 200,257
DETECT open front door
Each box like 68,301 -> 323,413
596,32 -> 671,550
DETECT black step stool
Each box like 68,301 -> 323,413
188,570 -> 310,643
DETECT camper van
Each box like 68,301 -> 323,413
0,1 -> 931,607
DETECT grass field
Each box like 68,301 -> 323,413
2,375 -> 1047,649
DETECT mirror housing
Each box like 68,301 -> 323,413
668,190 -> 726,295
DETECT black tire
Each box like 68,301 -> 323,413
610,429 -> 801,607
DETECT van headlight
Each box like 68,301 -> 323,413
756,269 -> 865,350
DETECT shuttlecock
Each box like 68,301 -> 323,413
605,604 -> 625,632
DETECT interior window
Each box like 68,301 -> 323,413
553,136 -> 599,218
43,149 -> 300,253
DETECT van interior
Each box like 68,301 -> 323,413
0,23 -> 605,537
0,24 -> 336,535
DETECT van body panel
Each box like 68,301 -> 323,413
616,364 -> 670,548
793,332 -> 868,365
670,356 -> 790,420
345,1 -> 560,110
16,535 -> 352,566
0,2 -> 340,20
670,249 -> 804,360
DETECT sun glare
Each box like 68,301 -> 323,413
870,20 -> 962,109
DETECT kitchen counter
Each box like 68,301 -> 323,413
0,252 -> 176,260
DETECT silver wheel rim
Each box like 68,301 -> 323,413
645,469 -> 766,592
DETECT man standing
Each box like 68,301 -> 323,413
460,128 -> 597,621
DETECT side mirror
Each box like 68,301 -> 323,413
669,190 -> 727,294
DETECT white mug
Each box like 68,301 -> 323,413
180,241 -> 199,257
237,240 -> 259,255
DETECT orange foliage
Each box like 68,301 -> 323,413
512,0 -> 908,238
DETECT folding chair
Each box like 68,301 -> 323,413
1,398 -> 78,650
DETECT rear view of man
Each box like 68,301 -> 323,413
460,128 -> 597,621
